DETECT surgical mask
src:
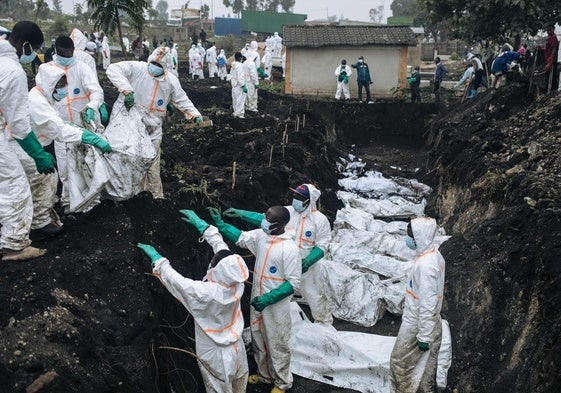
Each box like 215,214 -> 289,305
19,42 -> 37,64
52,87 -> 67,101
292,198 -> 307,213
148,63 -> 164,77
55,55 -> 75,66
405,236 -> 417,250
261,218 -> 275,235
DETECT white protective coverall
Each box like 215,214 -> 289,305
12,65 -> 86,230
390,217 -> 445,393
170,43 -> 178,77
101,36 -> 110,70
206,45 -> 218,78
48,59 -> 104,207
230,60 -> 247,118
236,228 -> 301,390
153,225 -> 249,393
217,49 -> 228,81
243,54 -> 259,112
286,184 -> 333,325
106,50 -> 201,199
0,39 -> 33,251
273,32 -> 282,57
190,50 -> 204,79
248,41 -> 261,71
262,47 -> 272,80
335,64 -> 352,100
70,28 -> 97,73
197,43 -> 206,63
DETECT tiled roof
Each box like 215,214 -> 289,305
283,25 -> 417,48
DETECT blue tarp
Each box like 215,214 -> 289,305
215,17 -> 242,36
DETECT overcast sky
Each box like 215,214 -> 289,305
58,0 -> 393,23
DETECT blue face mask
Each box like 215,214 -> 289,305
292,198 -> 307,213
148,63 -> 164,77
55,55 -> 75,66
19,42 -> 37,64
405,236 -> 417,250
52,87 -> 67,101
261,218 -> 275,235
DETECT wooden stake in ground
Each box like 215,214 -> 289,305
282,129 -> 287,158
268,144 -> 274,167
296,115 -> 300,132
303,113 -> 306,128
231,161 -> 237,190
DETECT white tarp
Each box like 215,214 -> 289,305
337,191 -> 426,219
101,106 -> 156,200
289,302 -> 452,392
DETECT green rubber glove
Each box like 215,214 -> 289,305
124,91 -> 135,109
242,85 -> 248,93
179,209 -> 210,234
81,130 -> 112,153
136,243 -> 163,266
257,67 -> 268,78
82,107 -> 95,123
254,84 -> 259,89
417,341 -> 430,352
407,77 -> 415,84
207,207 -> 242,243
223,208 -> 264,227
16,131 -> 56,174
99,103 -> 109,124
195,115 -> 203,124
250,281 -> 294,312
166,103 -> 174,117
302,246 -> 325,273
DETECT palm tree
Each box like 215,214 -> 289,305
87,0 -> 149,59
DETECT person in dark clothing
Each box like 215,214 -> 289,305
433,57 -> 447,93
350,56 -> 373,103
408,66 -> 421,103
44,39 -> 55,63
199,28 -> 207,44
152,36 -> 158,49
191,31 -> 198,46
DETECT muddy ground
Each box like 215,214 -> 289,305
1,64 -> 560,392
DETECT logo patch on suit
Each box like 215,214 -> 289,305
269,266 -> 277,274
305,230 -> 312,237
409,280 -> 413,288
73,88 -> 80,95
157,99 -> 164,106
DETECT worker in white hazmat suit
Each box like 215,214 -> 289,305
106,46 -> 202,199
170,43 -> 178,77
208,206 -> 301,393
248,40 -> 269,79
14,65 -> 111,236
217,49 -> 228,81
223,183 -> 333,326
335,59 -> 352,100
206,44 -> 218,78
49,35 -> 105,211
101,34 -> 110,70
0,21 -> 56,261
390,217 -> 445,393
229,51 -> 247,118
273,32 -> 282,57
262,47 -> 272,81
137,209 -> 250,393
70,28 -> 96,73
243,52 -> 259,113
189,48 -> 204,80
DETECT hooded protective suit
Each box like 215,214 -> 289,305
262,47 -> 272,80
242,54 -> 259,112
229,60 -> 247,118
106,53 -> 201,198
70,28 -> 97,73
217,49 -> 228,80
153,225 -> 249,393
12,65 -> 86,230
390,217 -> 445,393
101,35 -> 110,70
0,39 -> 34,251
170,43 -> 178,76
335,63 -> 352,100
189,49 -> 204,79
48,57 -> 104,208
236,227 -> 301,390
273,32 -> 282,56
206,45 -> 218,78
286,184 -> 333,325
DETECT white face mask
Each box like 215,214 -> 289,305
19,42 -> 37,64
292,198 -> 307,213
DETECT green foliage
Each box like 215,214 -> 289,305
0,0 -> 33,20
449,51 -> 461,60
391,0 -> 417,17
47,15 -> 71,38
178,178 -> 220,207
419,0 -> 561,41
200,4 -> 210,19
223,0 -> 294,14
214,35 -> 235,55
155,0 -> 168,20
35,0 -> 50,21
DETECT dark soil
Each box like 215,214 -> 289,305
2,65 -> 560,393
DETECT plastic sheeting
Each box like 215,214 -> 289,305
101,106 -> 157,200
289,302 -> 452,393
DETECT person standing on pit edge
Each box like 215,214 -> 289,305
408,65 -> 421,103
335,59 -> 352,100
433,57 -> 447,94
351,55 -> 374,103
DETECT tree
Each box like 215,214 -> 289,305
418,0 -> 561,42
200,3 -> 210,20
391,0 -> 417,17
52,0 -> 62,14
279,0 -> 294,13
155,0 -> 168,20
147,8 -> 158,20
87,0 -> 150,58
35,0 -> 50,21
369,6 -> 384,24
47,14 -> 71,38
223,0 -> 244,16
223,0 -> 294,15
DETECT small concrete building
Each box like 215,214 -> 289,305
283,25 -> 417,98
